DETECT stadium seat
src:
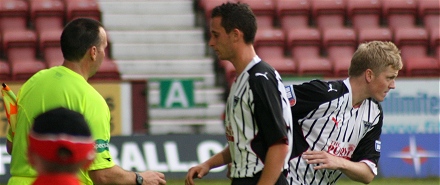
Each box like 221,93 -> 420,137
39,29 -> 63,67
287,28 -> 332,76
394,27 -> 429,60
11,61 -> 46,81
30,0 -> 65,34
3,30 -> 38,62
255,28 -> 296,74
65,0 -> 101,22
418,0 -> 439,31
288,28 -> 321,59
3,29 -> 46,80
255,28 -> 286,58
238,0 -> 276,28
357,27 -> 392,44
347,0 -> 382,31
275,0 -> 311,32
0,0 -> 28,33
89,57 -> 121,81
0,60 -> 11,80
430,28 -> 439,59
43,47 -> 63,67
404,57 -> 439,77
311,0 -> 346,31
394,27 -> 438,76
323,28 -> 356,77
383,0 -> 417,30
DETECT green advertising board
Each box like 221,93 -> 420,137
159,79 -> 194,108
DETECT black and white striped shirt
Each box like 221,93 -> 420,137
286,79 -> 382,185
225,56 -> 293,178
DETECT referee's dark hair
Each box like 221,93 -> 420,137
211,2 -> 257,44
61,18 -> 104,62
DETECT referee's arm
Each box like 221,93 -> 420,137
258,140 -> 289,185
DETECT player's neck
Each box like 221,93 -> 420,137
231,45 -> 256,75
349,77 -> 368,107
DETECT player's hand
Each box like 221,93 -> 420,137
302,150 -> 344,170
226,163 -> 232,179
185,163 -> 210,185
139,171 -> 166,185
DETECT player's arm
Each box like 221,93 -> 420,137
339,160 -> 375,184
185,146 -> 231,185
89,165 -> 166,185
346,102 -> 382,184
303,151 -> 374,184
258,141 -> 289,185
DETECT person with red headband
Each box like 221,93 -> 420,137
28,107 -> 95,185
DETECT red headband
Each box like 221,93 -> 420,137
28,132 -> 95,165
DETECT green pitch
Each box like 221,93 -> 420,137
166,177 -> 440,185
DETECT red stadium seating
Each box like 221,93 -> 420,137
323,28 -> 357,59
347,0 -> 382,31
323,28 -> 356,77
0,0 -> 28,32
65,0 -> 101,22
276,0 -> 311,32
89,58 -> 121,81
394,27 -> 439,76
405,57 -> 439,77
288,28 -> 321,59
30,0 -> 65,34
430,28 -> 439,59
254,28 -> 296,74
394,27 -> 429,60
255,28 -> 286,58
11,61 -> 46,81
287,28 -> 332,76
3,30 -> 38,62
3,29 -> 46,80
238,0 -> 276,28
357,27 -> 392,44
311,0 -> 346,31
418,0 -> 440,31
383,0 -> 417,30
0,60 -> 11,80
39,29 -> 63,67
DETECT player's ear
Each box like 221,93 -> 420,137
365,69 -> 374,83
232,28 -> 241,42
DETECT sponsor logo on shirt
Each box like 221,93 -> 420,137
285,85 -> 296,107
363,121 -> 374,130
327,141 -> 356,159
328,84 -> 337,92
255,72 -> 269,80
331,116 -> 340,127
225,125 -> 234,142
95,139 -> 110,153
233,96 -> 239,107
375,140 -> 381,152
